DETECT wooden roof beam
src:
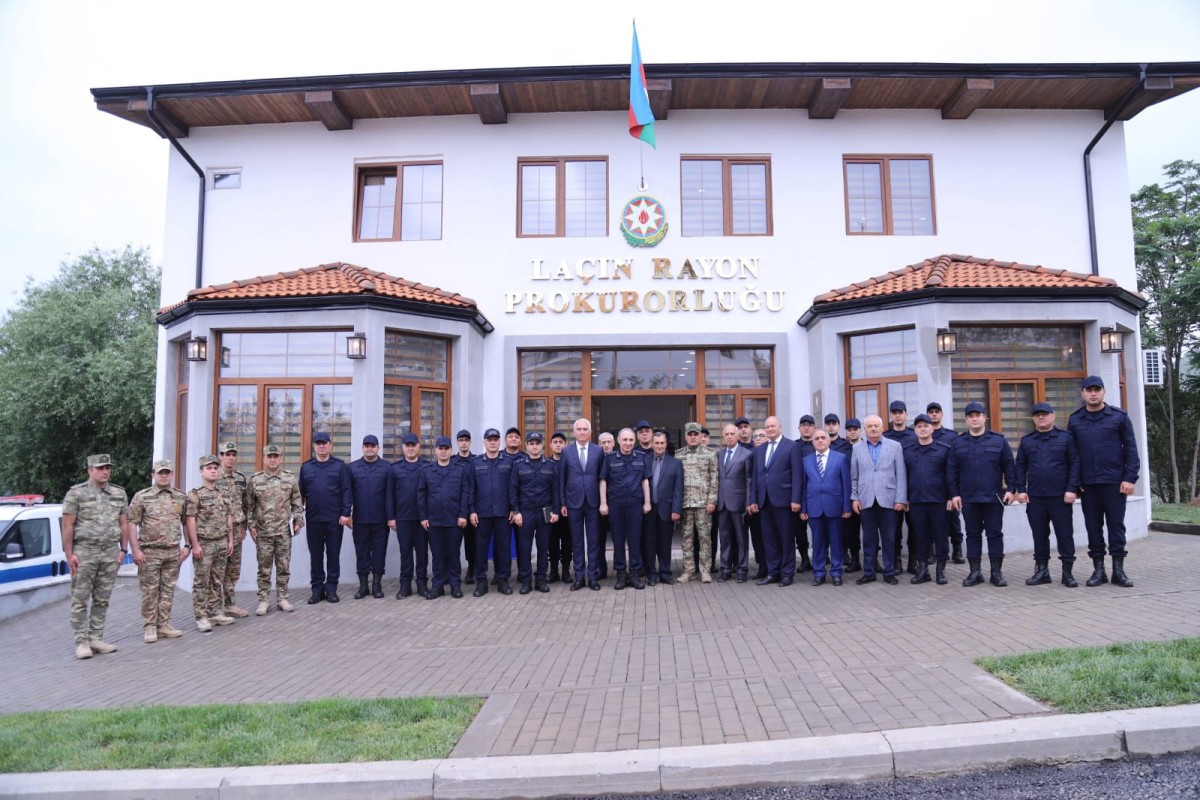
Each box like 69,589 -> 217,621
470,83 -> 508,124
941,78 -> 994,119
305,90 -> 353,131
1109,76 -> 1175,121
126,99 -> 189,138
647,78 -> 672,121
808,78 -> 851,119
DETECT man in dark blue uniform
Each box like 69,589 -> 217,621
904,414 -> 955,585
948,402 -> 1015,587
1015,402 -> 1081,587
469,428 -> 515,596
347,434 -> 390,599
838,417 -> 864,572
1068,375 -> 1139,588
794,415 -> 817,574
419,436 -> 472,599
387,433 -> 428,598
928,402 -> 965,564
547,431 -> 572,583
600,427 -> 650,590
299,431 -> 351,604
510,432 -> 559,594
452,430 -> 478,585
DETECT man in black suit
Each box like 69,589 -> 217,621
646,430 -> 683,585
748,416 -> 802,586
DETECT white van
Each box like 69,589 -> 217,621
0,495 -> 71,619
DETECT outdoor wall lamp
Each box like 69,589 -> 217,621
936,328 -> 958,355
1100,327 -> 1124,353
346,332 -> 367,359
185,336 -> 208,362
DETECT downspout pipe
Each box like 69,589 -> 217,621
144,88 -> 206,290
1083,65 -> 1146,277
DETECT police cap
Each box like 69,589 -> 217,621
362,434 -> 379,446
889,400 -> 907,413
1082,375 -> 1105,389
312,431 -> 331,444
401,433 -> 419,445
799,415 -> 816,425
635,419 -> 652,431
1032,402 -> 1054,415
483,428 -> 501,439
824,413 -> 840,424
435,436 -> 453,449
527,431 -> 544,442
926,402 -> 942,413
456,429 -> 472,441
845,418 -> 862,429
913,414 -> 934,426
964,401 -> 986,415
735,416 -> 750,427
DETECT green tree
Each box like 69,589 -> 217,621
1133,160 -> 1200,503
0,246 -> 160,499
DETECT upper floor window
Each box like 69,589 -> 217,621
518,158 -> 607,237
355,162 -> 443,242
681,157 -> 771,236
844,155 -> 935,236
845,327 -> 918,421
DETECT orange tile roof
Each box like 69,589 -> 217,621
813,254 -> 1124,304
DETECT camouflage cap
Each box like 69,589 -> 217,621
219,442 -> 238,454
684,422 -> 702,434
263,444 -> 282,457
87,454 -> 114,468
198,454 -> 220,467
152,459 -> 173,473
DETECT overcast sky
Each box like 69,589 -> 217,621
1,0 -> 1197,316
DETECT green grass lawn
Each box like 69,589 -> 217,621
977,638 -> 1200,714
0,696 -> 482,773
1150,502 -> 1200,524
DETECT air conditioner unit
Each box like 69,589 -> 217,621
1142,348 -> 1165,387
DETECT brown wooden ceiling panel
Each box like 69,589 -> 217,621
844,78 -> 961,109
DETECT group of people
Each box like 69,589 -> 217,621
63,375 -> 1138,660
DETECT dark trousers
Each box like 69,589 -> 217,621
462,519 -> 478,578
717,507 -> 748,575
948,508 -> 963,546
1027,496 -> 1077,562
760,500 -> 796,579
796,516 -> 810,559
646,511 -> 674,578
608,502 -> 643,574
1080,484 -> 1127,558
808,515 -> 844,577
747,511 -> 765,569
429,525 -> 462,591
549,516 -> 572,571
860,502 -> 899,577
567,504 -> 601,580
475,516 -> 512,581
306,521 -> 343,592
962,501 -> 1005,559
395,519 -> 428,583
908,502 -> 949,561
843,512 -> 862,560
597,515 -> 611,576
352,522 -> 388,575
516,509 -> 552,584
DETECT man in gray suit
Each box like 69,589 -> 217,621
850,415 -> 908,585
715,423 -> 753,583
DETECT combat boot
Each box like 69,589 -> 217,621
1111,556 -> 1134,588
631,573 -> 645,590
951,541 -> 965,564
277,598 -> 294,612
224,604 -> 249,618
255,601 -> 269,616
1085,556 -> 1108,587
935,559 -> 948,585
910,560 -> 931,584
157,625 -> 183,638
989,557 -> 1008,587
614,571 -> 628,590
197,617 -> 213,632
211,613 -> 235,625
89,639 -> 118,654
473,581 -> 488,597
1025,560 -> 1051,585
962,558 -> 984,587
906,557 -> 918,575
355,574 -> 370,599
372,573 -> 384,598
416,579 -> 429,598
74,643 -> 93,660
143,625 -> 158,643
1061,561 -> 1078,588
700,570 -> 712,584
397,582 -> 413,599
547,566 -> 560,583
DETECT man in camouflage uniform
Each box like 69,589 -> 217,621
62,453 -> 134,660
216,442 -> 251,618
676,422 -> 718,584
187,455 -> 234,632
248,444 -> 304,615
129,459 -> 191,643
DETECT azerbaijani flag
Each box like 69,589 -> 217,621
628,22 -> 656,148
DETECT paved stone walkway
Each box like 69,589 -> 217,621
1,532 -> 1196,758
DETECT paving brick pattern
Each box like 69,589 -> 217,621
1,532 -> 1196,757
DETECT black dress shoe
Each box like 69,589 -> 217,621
497,580 -> 513,595
756,575 -> 780,586
326,589 -> 339,603
307,590 -> 324,605
519,582 -> 532,595
659,575 -> 674,585
614,572 -> 628,590
570,579 -> 585,591
883,574 -> 899,585
736,574 -> 747,583
647,575 -> 658,586
631,574 -> 645,590
427,586 -> 445,599
547,569 -> 560,584
754,567 -> 769,580
855,574 -> 876,585
588,579 -> 601,590
832,576 -> 843,586
397,583 -> 412,599
812,575 -> 826,586
535,580 -> 550,593
464,574 -> 475,585
779,576 -> 794,587
451,586 -> 464,598
473,583 -> 488,597
717,571 -> 731,582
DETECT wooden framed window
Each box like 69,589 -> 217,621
518,158 -> 607,238
382,331 -> 452,459
843,155 -> 935,235
845,327 -> 919,420
681,157 -> 772,236
354,162 -> 443,242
